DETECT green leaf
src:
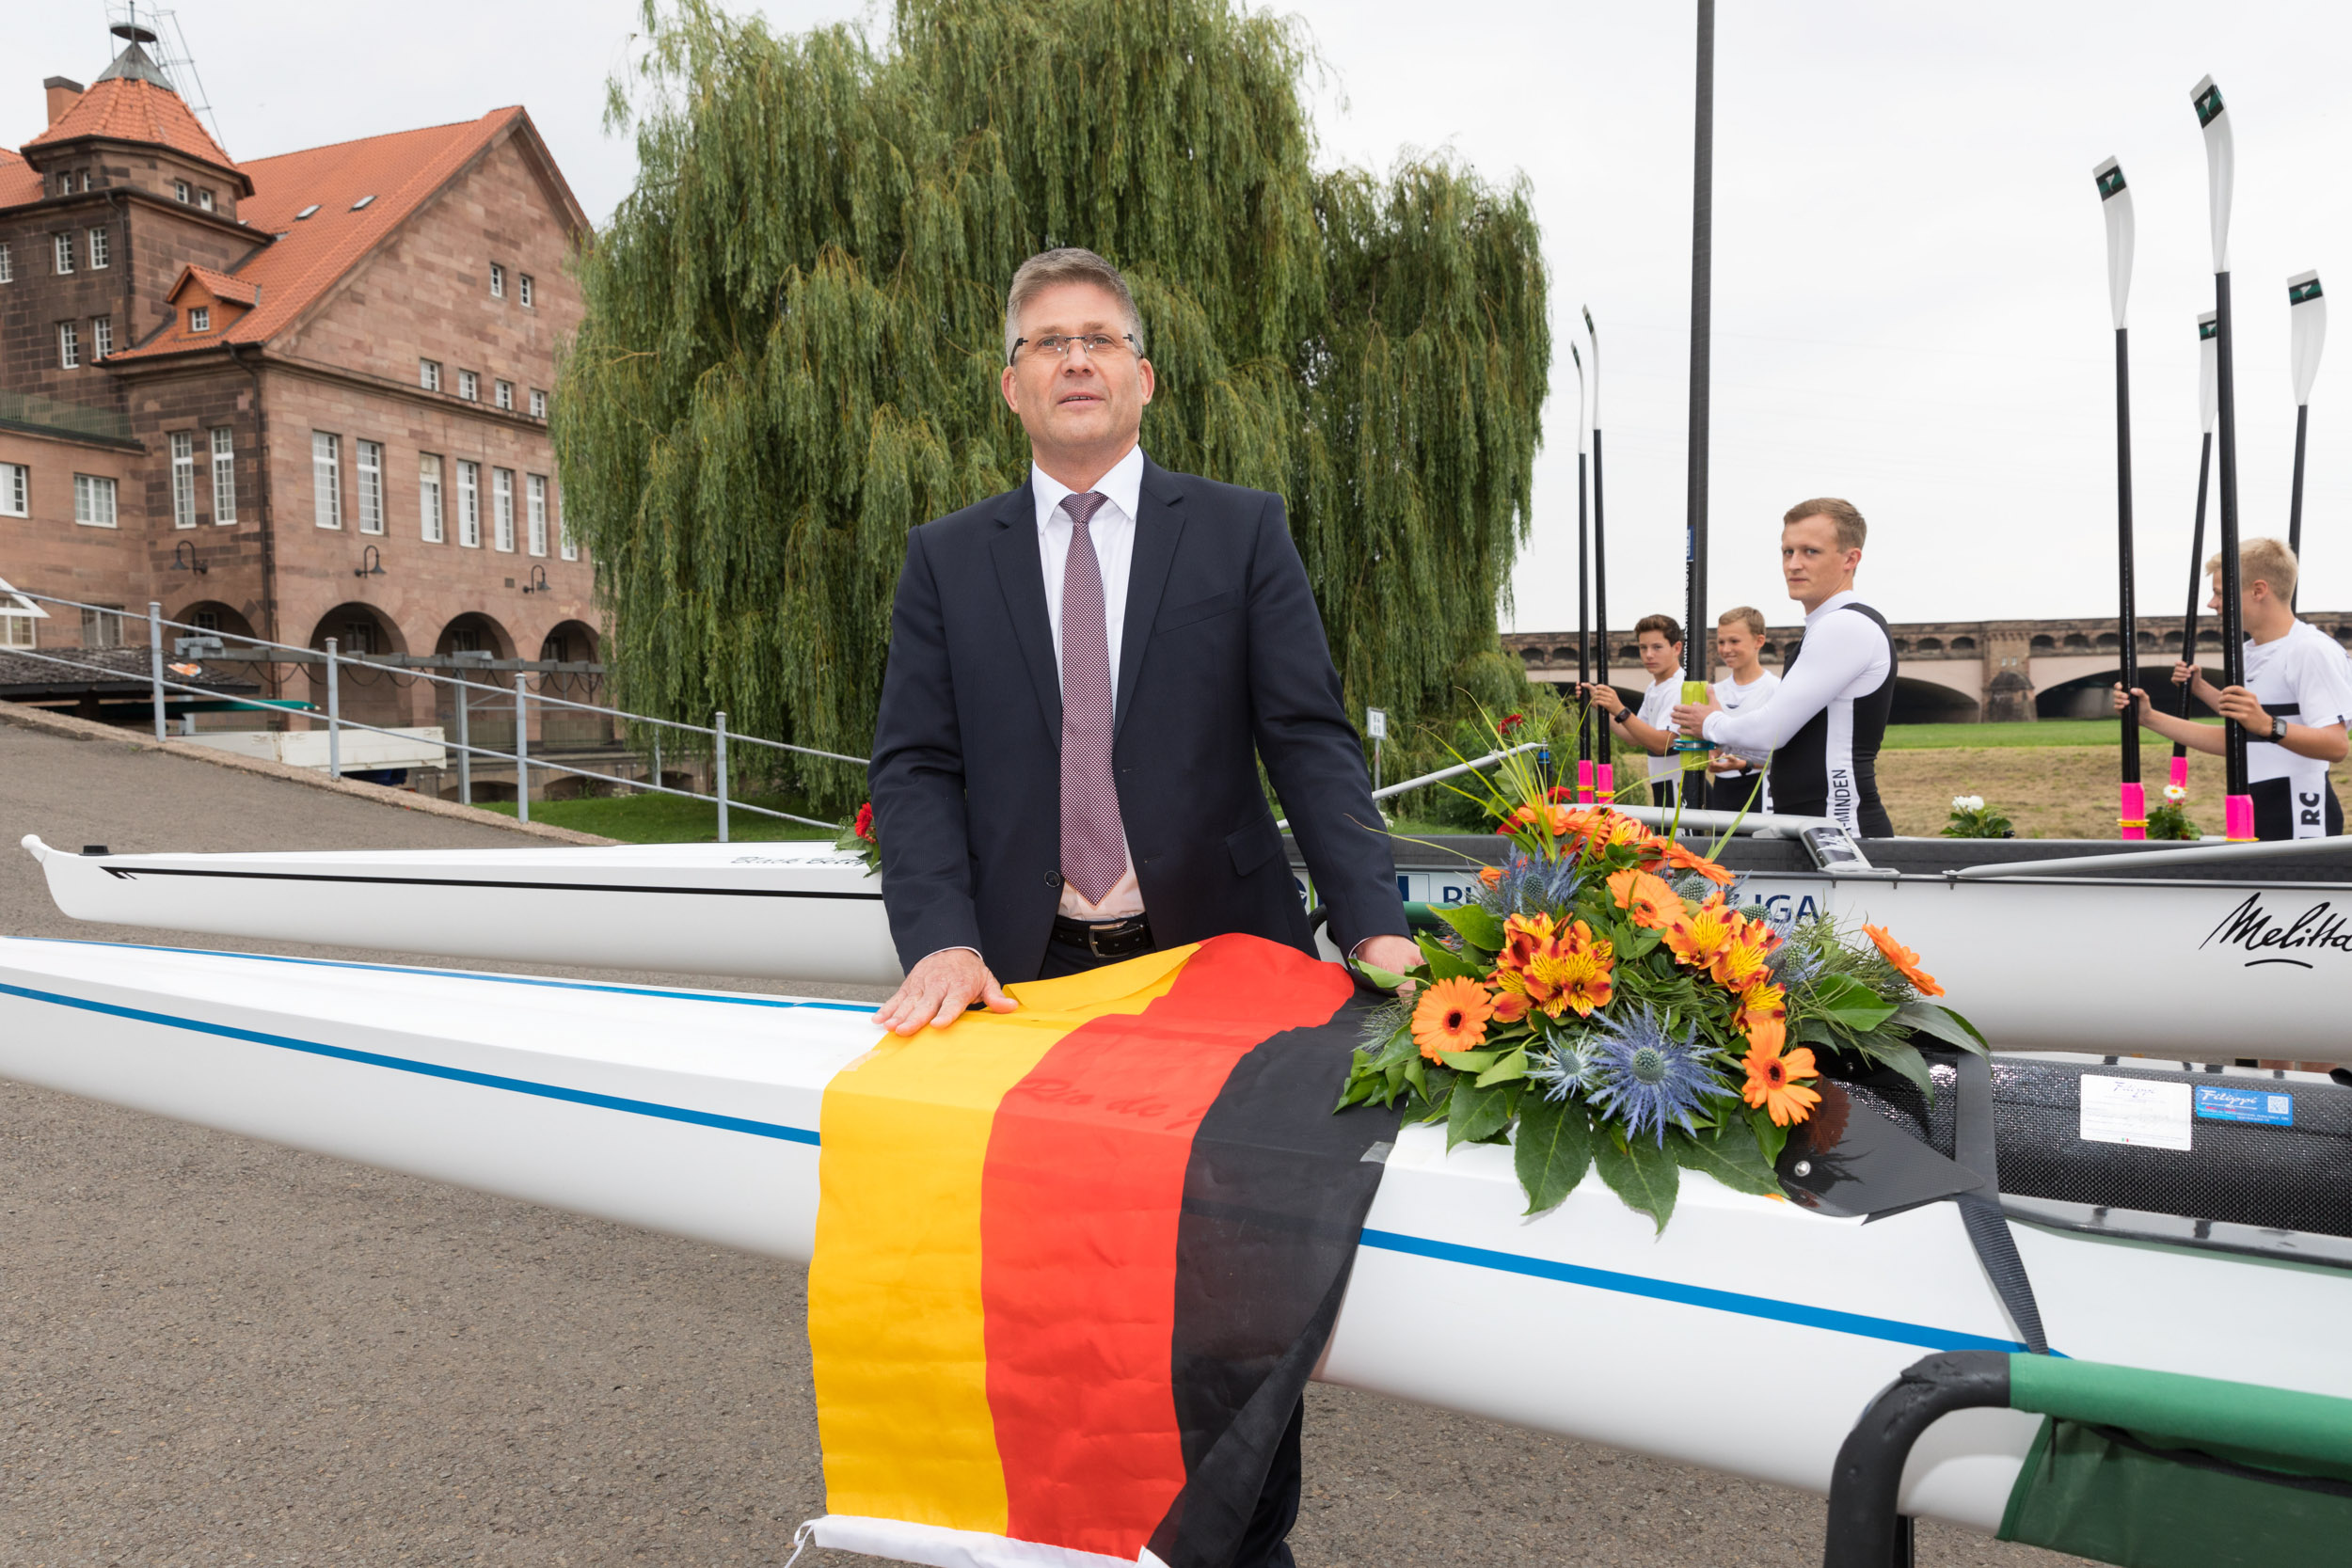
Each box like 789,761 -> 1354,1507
1857,1035 -> 1936,1101
1513,1094 -> 1592,1213
1810,973 -> 1899,1031
1472,1047 -> 1530,1087
1668,1124 -> 1779,1197
1446,1078 -> 1513,1149
1745,1104 -> 1789,1170
1436,1049 -> 1499,1072
1356,962 -> 1411,990
1435,902 -> 1504,953
1403,1056 -> 1428,1098
1618,926 -> 1662,962
1593,1129 -> 1680,1232
1417,933 -> 1484,981
1896,1000 -> 1989,1056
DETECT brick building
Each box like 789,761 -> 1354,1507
0,30 -> 596,734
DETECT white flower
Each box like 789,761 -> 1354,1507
1952,795 -> 1985,813
2163,784 -> 2188,802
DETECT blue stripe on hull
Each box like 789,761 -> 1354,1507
1359,1228 -> 2042,1354
0,980 -> 822,1146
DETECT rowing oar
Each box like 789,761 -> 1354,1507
2192,75 -> 2253,840
2169,310 -> 2219,799
2286,269 -> 2326,609
1586,305 -> 1614,802
1573,341 -> 1594,800
1678,0 -> 1718,809
2094,156 -> 2144,839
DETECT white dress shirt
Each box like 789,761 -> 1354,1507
1032,444 -> 1147,919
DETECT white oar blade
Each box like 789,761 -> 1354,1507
2199,310 -> 2219,434
1572,341 -> 1587,452
2289,271 -> 2326,406
2093,158 -> 2134,328
2191,76 -> 2233,273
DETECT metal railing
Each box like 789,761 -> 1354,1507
3,590 -> 860,839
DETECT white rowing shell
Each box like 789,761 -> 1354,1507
1,935 -> 2344,1539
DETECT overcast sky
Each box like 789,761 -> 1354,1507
15,2 -> 2349,630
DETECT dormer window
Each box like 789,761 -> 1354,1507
174,180 -> 190,203
198,189 -> 215,212
351,195 -> 376,211
189,306 -> 212,334
295,204 -> 320,220
489,262 -> 505,298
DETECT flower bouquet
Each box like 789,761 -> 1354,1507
1340,728 -> 1985,1233
835,801 -> 882,876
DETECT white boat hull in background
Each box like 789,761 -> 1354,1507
0,935 -> 2345,1541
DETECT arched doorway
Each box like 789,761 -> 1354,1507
534,619 -> 609,747
306,602 -> 409,730
435,611 -> 517,760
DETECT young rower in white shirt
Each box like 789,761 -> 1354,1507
2115,537 -> 2351,840
1706,606 -> 1780,814
1582,614 -> 1691,808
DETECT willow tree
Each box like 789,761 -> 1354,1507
557,0 -> 1549,811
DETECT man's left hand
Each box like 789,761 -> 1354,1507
2215,685 -> 2271,731
1354,933 -> 1422,995
1669,694 -> 1723,736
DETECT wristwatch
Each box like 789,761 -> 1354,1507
2270,714 -> 2290,742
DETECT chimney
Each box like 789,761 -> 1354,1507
44,76 -> 84,126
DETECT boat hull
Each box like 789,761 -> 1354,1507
2,935 -> 2346,1538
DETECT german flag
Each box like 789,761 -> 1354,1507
805,933 -> 1401,1568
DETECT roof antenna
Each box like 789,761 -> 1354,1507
104,2 -> 224,149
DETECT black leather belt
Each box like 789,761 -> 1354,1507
1050,912 -> 1155,959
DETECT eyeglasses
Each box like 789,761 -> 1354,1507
1009,332 -> 1138,365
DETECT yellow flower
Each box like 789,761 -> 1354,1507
1709,916 -> 1778,991
1662,895 -> 1740,974
1863,924 -> 1945,997
1732,980 -> 1787,1052
1410,975 -> 1494,1062
1493,914 -> 1615,1019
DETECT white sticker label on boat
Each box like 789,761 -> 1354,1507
2078,1075 -> 2194,1151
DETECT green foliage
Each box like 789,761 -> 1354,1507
558,0 -> 1549,811
1513,1094 -> 1592,1214
2146,800 -> 2201,840
1941,795 -> 2016,838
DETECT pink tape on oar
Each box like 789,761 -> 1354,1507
1597,763 -> 1616,802
2118,782 -> 2147,841
2225,794 -> 2256,841
1576,759 -> 1596,804
2168,754 -> 2189,791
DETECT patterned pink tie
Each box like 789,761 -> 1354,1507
1057,490 -> 1128,905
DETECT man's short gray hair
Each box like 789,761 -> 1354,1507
1003,247 -> 1145,364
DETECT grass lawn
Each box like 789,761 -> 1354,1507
482,790 -> 838,843
1880,717 -> 2220,750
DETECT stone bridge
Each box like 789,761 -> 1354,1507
1503,612 -> 2352,722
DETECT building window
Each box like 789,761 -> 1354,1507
57,321 -> 78,369
210,428 -> 236,525
1,462 -> 27,516
190,610 -> 221,632
198,189 -> 215,212
80,604 -> 126,647
489,262 -> 505,298
87,227 -> 109,270
312,432 -> 342,530
188,306 -> 210,334
495,379 -> 514,411
528,472 -> 548,557
171,433 -> 197,529
0,610 -> 32,649
174,180 -> 190,203
419,454 -> 444,543
519,274 -> 534,309
0,245 -> 11,283
73,473 -> 118,528
493,467 -> 516,552
457,459 -> 480,547
357,439 -> 384,534
529,388 -> 547,420
420,358 -> 441,392
53,233 -> 73,275
458,370 -> 478,402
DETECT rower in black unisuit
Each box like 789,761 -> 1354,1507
1698,590 -> 1898,837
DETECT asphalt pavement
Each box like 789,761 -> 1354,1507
0,717 -> 2084,1566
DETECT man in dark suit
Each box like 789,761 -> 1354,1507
868,247 -> 1417,1567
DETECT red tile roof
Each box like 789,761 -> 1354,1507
112,107 -> 583,363
0,149 -> 41,208
24,76 -> 241,181
168,263 -> 259,307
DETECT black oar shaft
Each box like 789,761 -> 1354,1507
2289,402 -> 2310,610
2115,326 -> 2139,786
1683,0 -> 1714,695
2215,270 -> 2249,797
1577,450 -> 1591,767
1591,427 -> 1611,770
2175,431 -> 2212,742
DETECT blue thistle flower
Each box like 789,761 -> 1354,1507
1479,848 -> 1584,918
1767,933 -> 1825,989
1526,1031 -> 1601,1103
1583,1006 -> 1720,1145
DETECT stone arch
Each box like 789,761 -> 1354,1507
1890,675 -> 1979,725
434,610 -> 516,750
436,610 -> 514,659
170,599 -> 256,642
304,602 -> 410,729
537,619 -> 600,664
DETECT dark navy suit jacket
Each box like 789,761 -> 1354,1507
869,454 -> 1408,981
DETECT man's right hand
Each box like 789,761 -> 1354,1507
1581,682 -> 1625,716
875,947 -> 1018,1037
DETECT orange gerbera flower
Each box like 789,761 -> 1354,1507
1410,975 -> 1495,1062
1479,865 -> 1504,888
1732,979 -> 1788,1052
1492,914 -> 1615,1019
1647,836 -> 1738,887
1863,924 -> 1945,997
1662,895 -> 1741,973
1741,1037 -> 1820,1126
1606,867 -> 1681,930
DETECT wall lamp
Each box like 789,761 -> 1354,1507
520,563 -> 550,595
171,540 -> 208,575
354,546 -> 386,578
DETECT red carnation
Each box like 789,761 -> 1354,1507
1498,712 -> 1525,733
853,801 -> 875,841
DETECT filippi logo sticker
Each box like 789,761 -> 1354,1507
2200,895 -> 2352,969
2194,1085 -> 2294,1127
